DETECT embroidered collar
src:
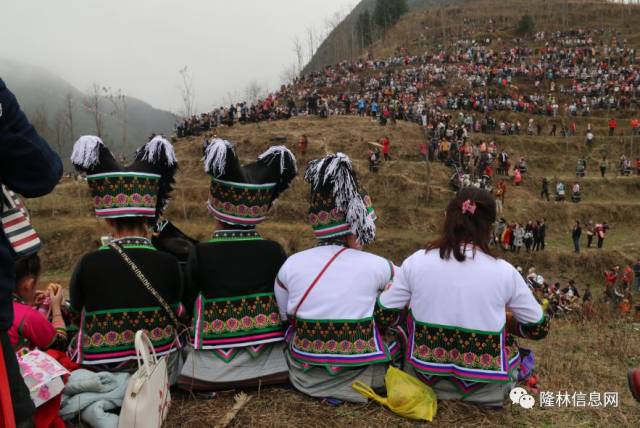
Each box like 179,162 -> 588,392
112,236 -> 153,246
100,236 -> 155,250
315,239 -> 348,248
210,229 -> 263,243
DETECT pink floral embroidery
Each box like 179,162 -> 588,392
318,211 -> 330,224
102,195 -> 113,206
240,316 -> 253,329
325,340 -> 338,352
308,213 -> 319,225
226,318 -> 239,331
237,204 -> 248,215
463,352 -> 477,365
131,193 -> 143,204
354,339 -> 367,353
433,347 -> 447,360
115,193 -> 128,205
480,353 -> 493,368
211,320 -> 224,332
313,340 -> 324,351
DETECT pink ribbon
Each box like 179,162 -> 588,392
461,199 -> 477,215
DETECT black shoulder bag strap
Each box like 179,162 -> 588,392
109,242 -> 180,329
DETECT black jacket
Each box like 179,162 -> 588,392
0,79 -> 63,330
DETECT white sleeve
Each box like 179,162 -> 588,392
505,267 -> 544,324
378,257 -> 412,310
274,265 -> 290,322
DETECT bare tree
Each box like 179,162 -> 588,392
63,92 -> 76,141
292,36 -> 305,74
244,81 -> 264,104
280,64 -> 299,86
106,88 -> 128,150
83,82 -> 105,138
306,26 -> 317,63
30,104 -> 50,141
53,108 -> 66,155
178,66 -> 196,118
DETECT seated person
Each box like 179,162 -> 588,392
378,188 -> 549,407
275,153 -> 398,403
68,135 -> 183,379
9,254 -> 67,353
179,140 -> 297,391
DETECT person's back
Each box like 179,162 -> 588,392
70,244 -> 182,366
379,188 -> 548,407
0,78 -> 63,425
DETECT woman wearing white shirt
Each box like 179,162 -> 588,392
378,188 -> 549,406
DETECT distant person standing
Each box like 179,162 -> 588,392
0,78 -> 63,427
600,157 -> 607,178
537,218 -> 547,251
540,177 -> 550,201
572,221 -> 582,253
381,135 -> 391,161
595,222 -> 609,249
608,117 -> 617,136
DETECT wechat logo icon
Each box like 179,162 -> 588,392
510,387 -> 535,409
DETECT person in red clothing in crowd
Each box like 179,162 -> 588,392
636,157 -> 640,175
419,141 -> 428,161
298,134 -> 308,156
380,135 -> 391,161
604,266 -> 619,303
608,117 -> 617,136
631,118 -> 639,136
513,167 -> 522,186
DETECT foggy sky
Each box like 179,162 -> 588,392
1,0 -> 356,113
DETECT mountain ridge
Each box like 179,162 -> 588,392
0,58 -> 176,167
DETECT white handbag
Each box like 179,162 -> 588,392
118,330 -> 171,428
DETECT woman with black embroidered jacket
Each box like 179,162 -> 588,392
378,187 -> 549,407
68,135 -> 184,379
178,139 -> 297,392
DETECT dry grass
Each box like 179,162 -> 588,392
29,1 -> 640,423
33,115 -> 640,427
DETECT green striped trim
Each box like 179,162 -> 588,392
99,245 -> 157,251
201,292 -> 275,303
208,237 -> 264,243
82,336 -> 174,353
212,178 -> 276,189
83,304 -> 180,316
87,172 -> 160,180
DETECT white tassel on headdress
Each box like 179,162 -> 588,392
70,135 -> 104,170
258,145 -> 298,174
138,135 -> 177,166
203,138 -> 234,176
346,196 -> 376,244
305,152 -> 375,244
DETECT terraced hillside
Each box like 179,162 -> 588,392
38,0 -> 640,426
36,114 -> 640,426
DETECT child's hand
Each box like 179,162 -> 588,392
47,283 -> 64,308
34,291 -> 47,305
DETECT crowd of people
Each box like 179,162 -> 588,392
176,29 -> 640,137
2,24 -> 640,428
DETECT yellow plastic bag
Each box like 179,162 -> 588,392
352,366 -> 437,422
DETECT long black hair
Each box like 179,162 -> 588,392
426,187 -> 496,262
